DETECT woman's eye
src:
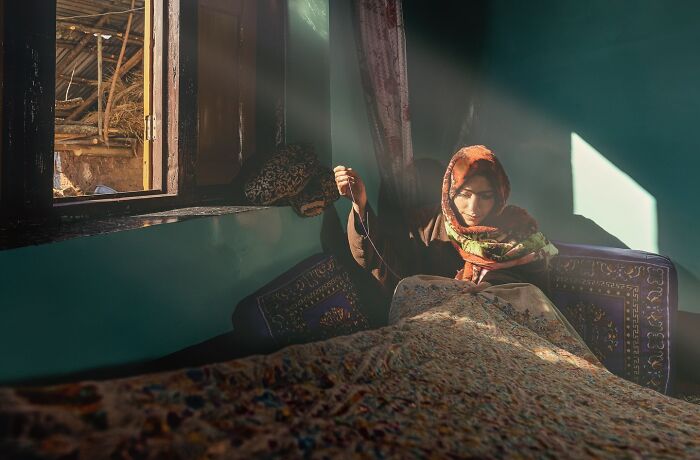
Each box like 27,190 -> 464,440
481,193 -> 494,200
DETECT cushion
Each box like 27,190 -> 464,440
231,253 -> 369,351
288,167 -> 340,217
548,242 -> 677,394
244,144 -> 320,205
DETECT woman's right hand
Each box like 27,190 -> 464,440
334,165 -> 367,215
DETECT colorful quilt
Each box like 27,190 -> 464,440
1,276 -> 699,459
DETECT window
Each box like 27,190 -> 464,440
0,0 -> 286,229
54,0 -> 154,199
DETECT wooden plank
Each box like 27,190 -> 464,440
0,0 -> 3,202
143,0 -> 152,190
55,97 -> 85,111
54,145 -> 134,157
55,123 -> 99,135
195,0 -> 242,186
0,0 -> 55,222
167,0 -> 199,196
97,35 -> 103,137
165,0 -> 180,194
151,0 -> 164,191
239,0 -> 257,167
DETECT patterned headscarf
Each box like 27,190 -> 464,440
441,145 -> 558,282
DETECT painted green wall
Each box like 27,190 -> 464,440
330,0 -> 378,225
331,0 -> 700,312
0,210 -> 322,383
0,0 -> 330,384
470,0 -> 700,312
287,0 -> 331,164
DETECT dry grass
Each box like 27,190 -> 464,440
82,70 -> 144,141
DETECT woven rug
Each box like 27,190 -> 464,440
1,276 -> 699,458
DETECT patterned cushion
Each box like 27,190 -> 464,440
244,144 -> 319,205
288,167 -> 340,217
231,254 -> 369,351
548,242 -> 677,394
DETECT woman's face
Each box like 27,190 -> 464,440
452,175 -> 496,226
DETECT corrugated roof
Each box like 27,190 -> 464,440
55,0 -> 145,116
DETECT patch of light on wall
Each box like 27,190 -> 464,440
571,132 -> 658,253
291,0 -> 329,41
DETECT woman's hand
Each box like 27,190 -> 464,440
334,165 -> 367,216
460,282 -> 492,295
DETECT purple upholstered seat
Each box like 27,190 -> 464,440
231,253 -> 370,353
548,242 -> 677,394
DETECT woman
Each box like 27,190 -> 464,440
334,145 -> 559,298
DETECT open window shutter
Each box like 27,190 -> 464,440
196,0 -> 256,187
143,0 -> 153,190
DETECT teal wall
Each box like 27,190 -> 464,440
470,0 -> 700,312
331,0 -> 700,312
0,0 -> 330,384
0,211 -> 322,383
330,0 -> 378,225
287,0 -> 331,163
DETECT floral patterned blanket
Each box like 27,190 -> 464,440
1,276 -> 699,459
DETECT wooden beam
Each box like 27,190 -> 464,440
56,15 -> 110,77
66,48 -> 143,120
143,0 -> 153,190
55,137 -> 133,147
97,34 -> 103,137
150,0 -> 165,191
1,0 -> 55,222
55,123 -> 99,136
56,21 -> 144,45
167,0 -> 199,195
57,73 -> 99,85
55,124 -> 128,137
55,97 -> 85,111
57,38 -> 130,52
58,43 -> 122,63
55,145 -> 134,157
0,0 -> 4,201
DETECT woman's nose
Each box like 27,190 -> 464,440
467,196 -> 481,213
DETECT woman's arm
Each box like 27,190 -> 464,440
481,259 -> 550,295
335,166 -> 408,293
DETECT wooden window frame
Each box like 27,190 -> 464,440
0,0 -> 287,227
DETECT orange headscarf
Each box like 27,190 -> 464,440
441,146 -> 558,283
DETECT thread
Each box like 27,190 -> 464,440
347,181 -> 482,297
348,184 -> 402,280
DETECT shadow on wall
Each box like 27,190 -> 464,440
402,0 -> 700,311
487,0 -> 700,312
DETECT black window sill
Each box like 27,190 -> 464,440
0,205 -> 268,251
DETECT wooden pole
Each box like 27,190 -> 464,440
143,0 -> 153,190
66,47 -> 143,121
103,0 -> 136,144
97,34 -> 103,138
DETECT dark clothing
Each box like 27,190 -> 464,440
347,203 -> 550,298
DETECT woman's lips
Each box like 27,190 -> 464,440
464,214 -> 481,225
